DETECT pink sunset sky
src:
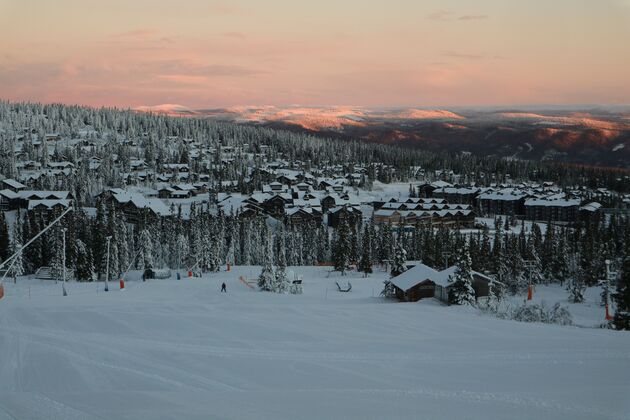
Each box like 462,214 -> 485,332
1,0 -> 629,108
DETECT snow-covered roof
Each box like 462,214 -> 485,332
434,187 -> 479,195
27,199 -> 72,210
2,179 -> 26,189
390,263 -> 444,291
430,180 -> 452,188
478,189 -> 529,201
18,190 -> 70,200
391,263 -> 493,292
0,189 -> 18,199
579,202 -> 602,212
111,191 -> 171,216
525,197 -> 580,207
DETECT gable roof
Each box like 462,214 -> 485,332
390,263 -> 443,291
2,179 -> 26,189
391,263 -> 495,292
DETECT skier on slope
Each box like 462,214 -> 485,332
221,282 -> 227,293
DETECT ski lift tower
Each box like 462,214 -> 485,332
0,206 -> 74,296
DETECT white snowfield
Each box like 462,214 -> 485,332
1,267 -> 629,420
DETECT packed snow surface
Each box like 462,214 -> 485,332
1,267 -> 629,420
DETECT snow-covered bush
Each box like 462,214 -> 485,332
512,303 -> 548,323
511,302 -> 572,326
567,278 -> 586,303
380,280 -> 396,298
549,303 -> 573,326
289,282 -> 303,295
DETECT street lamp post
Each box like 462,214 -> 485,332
105,236 -> 112,292
61,228 -> 67,296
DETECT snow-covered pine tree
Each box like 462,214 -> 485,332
92,201 -> 107,279
349,223 -> 359,265
551,234 -> 570,285
258,233 -> 275,291
116,217 -> 130,275
108,240 -> 119,281
525,238 -> 544,285
175,233 -> 189,269
316,225 -> 328,263
0,210 -> 9,262
208,241 -> 221,272
390,241 -> 407,277
273,232 -> 289,294
240,220 -> 252,265
504,241 -> 528,295
302,225 -> 317,265
448,249 -> 476,306
74,239 -> 94,281
378,223 -> 393,264
10,220 -> 24,278
567,275 -> 586,303
138,229 -> 154,272
333,219 -> 351,275
225,240 -> 235,269
380,278 -> 397,298
50,227 -> 65,281
477,227 -> 492,273
358,225 -> 373,277
613,258 -> 630,330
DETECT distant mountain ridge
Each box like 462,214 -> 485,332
134,105 -> 630,168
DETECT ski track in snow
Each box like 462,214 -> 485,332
1,267 -> 629,420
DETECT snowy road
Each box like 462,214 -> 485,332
1,267 -> 629,420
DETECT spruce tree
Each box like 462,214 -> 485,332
274,234 -> 289,294
93,201 -> 107,278
358,225 -> 373,277
380,278 -> 397,298
567,275 -> 586,303
349,222 -> 359,265
74,239 -> 94,281
10,220 -> 24,278
138,229 -> 154,272
258,233 -> 275,291
448,249 -> 476,306
333,219 -> 350,275
50,227 -> 65,281
0,211 -> 9,262
390,241 -> 407,277
613,258 -> 630,330
208,241 -> 221,272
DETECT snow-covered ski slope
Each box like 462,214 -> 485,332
1,267 -> 629,420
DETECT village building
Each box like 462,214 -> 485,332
524,196 -> 580,222
432,187 -> 480,205
477,189 -> 529,216
1,178 -> 26,193
390,263 -> 499,304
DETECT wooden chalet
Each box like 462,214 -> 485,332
390,263 -> 499,304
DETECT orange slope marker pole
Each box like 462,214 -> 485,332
605,303 -> 613,321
